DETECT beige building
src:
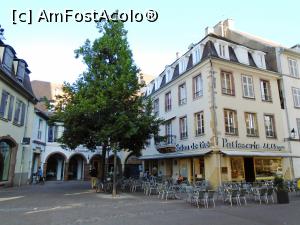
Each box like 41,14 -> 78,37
141,28 -> 294,188
0,39 -> 36,186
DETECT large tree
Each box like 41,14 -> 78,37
53,21 -> 161,195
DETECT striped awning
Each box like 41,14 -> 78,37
139,149 -> 212,160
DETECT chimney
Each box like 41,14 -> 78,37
205,26 -> 214,35
223,18 -> 235,30
176,52 -> 180,59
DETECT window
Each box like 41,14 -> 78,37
153,98 -> 159,116
179,116 -> 188,139
195,111 -> 204,136
48,125 -> 59,142
166,69 -> 172,83
193,47 -> 201,64
13,100 -> 25,126
264,115 -> 276,138
231,158 -> 245,181
255,159 -> 281,179
245,112 -> 258,137
260,80 -> 272,102
37,119 -> 43,140
219,44 -> 226,57
288,58 -> 299,77
3,48 -> 14,73
292,88 -> 300,108
0,91 -> 9,119
17,61 -> 25,83
297,118 -> 300,139
179,59 -> 186,74
165,121 -> 173,144
178,83 -> 187,105
221,71 -> 235,95
193,74 -> 203,98
224,109 -> 238,135
242,75 -> 255,98
165,92 -> 172,112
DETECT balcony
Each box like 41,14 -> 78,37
155,135 -> 177,153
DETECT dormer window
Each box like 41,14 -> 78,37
219,43 -> 226,58
166,69 -> 172,83
179,59 -> 186,74
17,61 -> 25,83
3,47 -> 14,73
193,47 -> 201,65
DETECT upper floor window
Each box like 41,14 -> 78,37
48,125 -> 59,142
17,61 -> 25,83
37,119 -> 43,140
166,69 -> 172,83
153,98 -> 159,116
179,116 -> 188,139
264,114 -> 276,138
242,75 -> 255,99
178,83 -> 187,105
288,58 -> 299,77
179,59 -> 186,74
13,99 -> 26,126
165,91 -> 172,112
193,47 -> 201,64
260,80 -> 272,102
221,71 -> 235,95
193,74 -> 203,99
219,44 -> 226,57
245,112 -> 258,137
292,87 -> 300,108
3,48 -> 14,73
0,90 -> 15,121
224,109 -> 238,135
165,121 -> 173,144
195,111 -> 204,136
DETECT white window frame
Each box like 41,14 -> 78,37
178,83 -> 187,105
195,111 -> 204,136
292,87 -> 300,108
179,116 -> 188,139
245,112 -> 258,136
193,74 -> 203,99
193,47 -> 201,65
153,98 -> 159,116
3,48 -> 14,72
288,58 -> 299,77
260,79 -> 272,102
219,43 -> 226,58
221,71 -> 235,95
264,114 -> 276,138
165,92 -> 172,112
242,75 -> 255,98
224,109 -> 238,135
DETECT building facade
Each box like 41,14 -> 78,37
0,39 -> 36,186
142,31 -> 295,188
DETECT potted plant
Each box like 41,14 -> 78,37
273,175 -> 289,204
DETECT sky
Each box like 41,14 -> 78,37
0,0 -> 300,84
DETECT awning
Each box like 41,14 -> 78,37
220,150 -> 300,158
139,149 -> 212,160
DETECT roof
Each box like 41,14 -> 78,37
139,149 -> 212,160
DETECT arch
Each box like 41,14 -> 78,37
68,153 -> 88,164
45,152 -> 67,181
0,136 -> 18,186
124,153 -> 142,178
89,154 -> 103,164
67,153 -> 87,180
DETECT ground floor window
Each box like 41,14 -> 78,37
231,158 -> 245,181
0,141 -> 12,181
254,158 -> 282,180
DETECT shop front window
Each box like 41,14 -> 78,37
254,158 -> 282,180
231,158 -> 245,181
0,141 -> 12,181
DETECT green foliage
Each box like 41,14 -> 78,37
52,21 -> 162,155
274,175 -> 288,192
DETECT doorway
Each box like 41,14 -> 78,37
244,157 -> 255,182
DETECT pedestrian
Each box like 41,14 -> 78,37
37,166 -> 44,184
89,167 -> 98,189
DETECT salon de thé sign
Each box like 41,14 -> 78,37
175,138 -> 285,151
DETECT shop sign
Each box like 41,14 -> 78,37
176,141 -> 210,151
222,138 -> 285,151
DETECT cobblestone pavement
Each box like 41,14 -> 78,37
0,181 -> 300,225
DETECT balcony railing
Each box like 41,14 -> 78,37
225,127 -> 238,135
222,88 -> 235,96
262,95 -> 272,102
246,128 -> 258,137
155,135 -> 177,149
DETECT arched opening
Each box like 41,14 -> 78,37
0,140 -> 14,182
108,155 -> 122,178
124,154 -> 142,178
45,153 -> 66,181
89,154 -> 103,180
68,154 -> 86,180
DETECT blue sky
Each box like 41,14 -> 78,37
0,0 -> 299,83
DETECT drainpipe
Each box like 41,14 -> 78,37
209,58 -> 221,186
18,100 -> 30,187
276,48 -> 295,179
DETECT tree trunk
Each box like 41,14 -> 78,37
112,149 -> 117,197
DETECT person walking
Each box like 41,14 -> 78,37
89,167 -> 98,189
37,166 -> 44,184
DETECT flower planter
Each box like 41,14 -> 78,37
276,190 -> 289,204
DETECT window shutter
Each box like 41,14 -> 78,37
20,103 -> 26,126
7,95 -> 14,121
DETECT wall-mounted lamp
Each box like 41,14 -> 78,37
291,128 -> 296,139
